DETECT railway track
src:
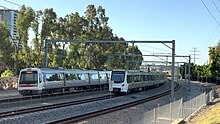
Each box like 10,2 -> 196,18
0,87 -> 108,104
0,94 -> 115,119
46,83 -> 181,124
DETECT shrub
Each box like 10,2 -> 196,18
1,69 -> 14,77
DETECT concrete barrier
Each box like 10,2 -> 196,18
0,77 -> 18,90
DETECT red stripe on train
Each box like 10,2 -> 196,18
19,84 -> 37,87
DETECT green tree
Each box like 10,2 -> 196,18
209,47 -> 220,77
31,10 -> 43,67
14,4 -> 144,70
16,5 -> 35,67
1,69 -> 14,77
41,8 -> 57,67
65,12 -> 85,68
0,22 -> 14,71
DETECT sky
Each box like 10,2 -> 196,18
1,0 -> 220,65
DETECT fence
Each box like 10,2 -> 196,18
145,88 -> 215,124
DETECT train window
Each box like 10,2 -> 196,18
100,73 -> 107,79
150,75 -> 155,81
143,75 -> 149,81
111,71 -> 125,83
65,74 -> 78,80
77,73 -> 88,80
127,75 -> 132,83
90,73 -> 99,80
134,75 -> 141,82
45,73 -> 63,81
19,71 -> 38,84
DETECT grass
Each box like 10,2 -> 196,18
195,103 -> 220,124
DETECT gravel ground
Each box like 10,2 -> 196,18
80,81 -> 213,124
0,89 -> 20,99
0,90 -> 110,113
0,81 -> 212,124
0,82 -> 171,124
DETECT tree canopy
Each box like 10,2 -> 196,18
0,5 -> 143,76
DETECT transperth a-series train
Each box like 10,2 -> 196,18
109,70 -> 167,93
18,68 -> 110,95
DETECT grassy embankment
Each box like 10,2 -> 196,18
195,104 -> 220,124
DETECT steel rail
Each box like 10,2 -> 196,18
0,87 -> 108,104
0,94 -> 115,118
46,83 -> 181,124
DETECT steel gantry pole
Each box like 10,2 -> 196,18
171,41 -> 175,102
44,39 -> 176,102
45,39 -> 48,67
188,55 -> 191,92
185,64 -> 187,83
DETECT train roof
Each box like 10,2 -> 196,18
111,70 -> 165,74
20,68 -> 110,73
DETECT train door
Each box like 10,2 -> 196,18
38,72 -> 43,92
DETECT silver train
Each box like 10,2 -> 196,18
18,68 -> 110,95
109,70 -> 167,93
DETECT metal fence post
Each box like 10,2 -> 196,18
157,103 -> 160,116
190,99 -> 192,114
153,108 -> 156,124
170,101 -> 172,123
196,95 -> 198,110
180,98 -> 183,118
203,92 -> 206,106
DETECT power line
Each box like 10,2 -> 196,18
201,0 -> 220,25
140,49 -> 153,53
206,25 -> 220,46
141,44 -> 170,52
0,5 -> 9,9
3,0 -> 21,7
212,0 -> 220,15
202,0 -> 220,46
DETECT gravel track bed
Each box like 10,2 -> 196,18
0,82 -> 172,124
0,90 -> 109,113
0,89 -> 21,99
80,81 -> 212,124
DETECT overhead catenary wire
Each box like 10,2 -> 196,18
212,0 -> 220,15
208,0 -> 220,45
3,0 -> 22,7
201,0 -> 220,46
141,44 -> 170,52
201,0 -> 220,25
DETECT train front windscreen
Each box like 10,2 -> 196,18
111,71 -> 125,83
19,71 -> 38,84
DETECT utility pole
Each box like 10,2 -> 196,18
190,48 -> 199,64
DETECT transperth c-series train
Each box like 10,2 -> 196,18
18,68 -> 110,95
18,68 -> 167,95
109,70 -> 167,93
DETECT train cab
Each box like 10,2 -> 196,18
18,68 -> 43,95
109,70 -> 129,93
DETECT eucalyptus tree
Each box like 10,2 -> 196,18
82,5 -> 129,69
41,8 -> 57,67
0,22 -> 14,71
209,47 -> 220,77
16,5 -> 35,67
64,12 -> 86,68
31,10 -> 43,67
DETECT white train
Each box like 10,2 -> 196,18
18,68 -> 110,95
109,70 -> 167,93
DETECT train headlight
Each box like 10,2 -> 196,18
122,84 -> 124,87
